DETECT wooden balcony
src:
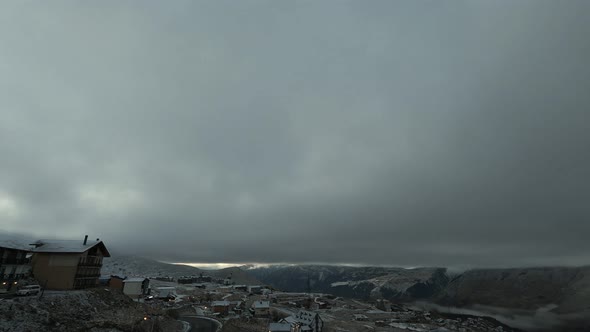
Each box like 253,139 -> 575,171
78,256 -> 103,267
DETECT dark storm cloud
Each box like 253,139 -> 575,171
1,1 -> 589,267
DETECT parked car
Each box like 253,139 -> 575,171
16,285 -> 41,296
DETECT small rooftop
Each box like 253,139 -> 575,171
252,300 -> 270,309
123,277 -> 147,283
212,300 -> 230,306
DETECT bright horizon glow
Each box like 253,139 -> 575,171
169,262 -> 424,270
170,262 -> 273,270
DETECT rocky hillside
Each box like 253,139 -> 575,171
437,266 -> 590,314
246,265 -> 590,331
0,288 -> 183,332
246,265 -> 449,301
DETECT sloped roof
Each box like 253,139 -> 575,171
252,300 -> 270,309
31,239 -> 111,257
123,277 -> 147,283
212,300 -> 230,306
0,239 -> 31,251
0,234 -> 34,251
283,310 -> 320,326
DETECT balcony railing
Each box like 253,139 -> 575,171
0,258 -> 30,265
0,273 -> 27,281
78,256 -> 103,267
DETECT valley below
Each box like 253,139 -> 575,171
102,256 -> 590,331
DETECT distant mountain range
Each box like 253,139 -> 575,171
101,255 -> 261,285
246,264 -> 448,300
246,264 -> 590,331
50,252 -> 590,330
438,266 -> 590,314
247,264 -> 590,312
102,255 -> 202,278
103,255 -> 590,318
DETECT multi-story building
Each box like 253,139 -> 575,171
0,241 -> 32,288
30,236 -> 110,290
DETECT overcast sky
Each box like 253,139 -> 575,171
1,1 -> 589,268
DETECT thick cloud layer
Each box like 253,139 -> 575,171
1,1 -> 589,267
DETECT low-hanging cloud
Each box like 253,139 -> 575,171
1,1 -> 589,267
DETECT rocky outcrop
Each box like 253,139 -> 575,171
0,288 -> 182,332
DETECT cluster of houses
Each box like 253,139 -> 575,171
1,235 -> 326,331
209,296 -> 322,331
102,275 -> 151,299
0,235 -> 110,291
269,309 -> 324,332
177,275 -> 212,284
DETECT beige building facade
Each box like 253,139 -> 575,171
31,238 -> 110,290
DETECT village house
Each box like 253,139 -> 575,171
247,285 -> 262,294
375,299 -> 392,312
30,236 -> 110,290
251,300 -> 270,317
232,284 -> 247,291
122,277 -> 149,299
155,286 -> 175,299
282,310 -> 324,332
211,300 -> 230,315
352,314 -> 369,321
108,275 -> 126,290
152,276 -> 174,282
0,241 -> 32,291
229,300 -> 243,314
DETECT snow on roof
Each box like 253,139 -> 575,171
123,277 -> 147,283
31,239 -> 111,257
0,233 -> 34,251
283,310 -> 319,326
0,239 -> 31,251
252,300 -> 270,309
282,316 -> 297,324
268,323 -> 292,332
212,300 -> 230,306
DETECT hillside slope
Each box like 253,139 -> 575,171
102,255 -> 262,284
0,288 -> 182,332
246,265 -> 449,301
438,266 -> 590,314
102,255 -> 202,278
208,266 -> 261,285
